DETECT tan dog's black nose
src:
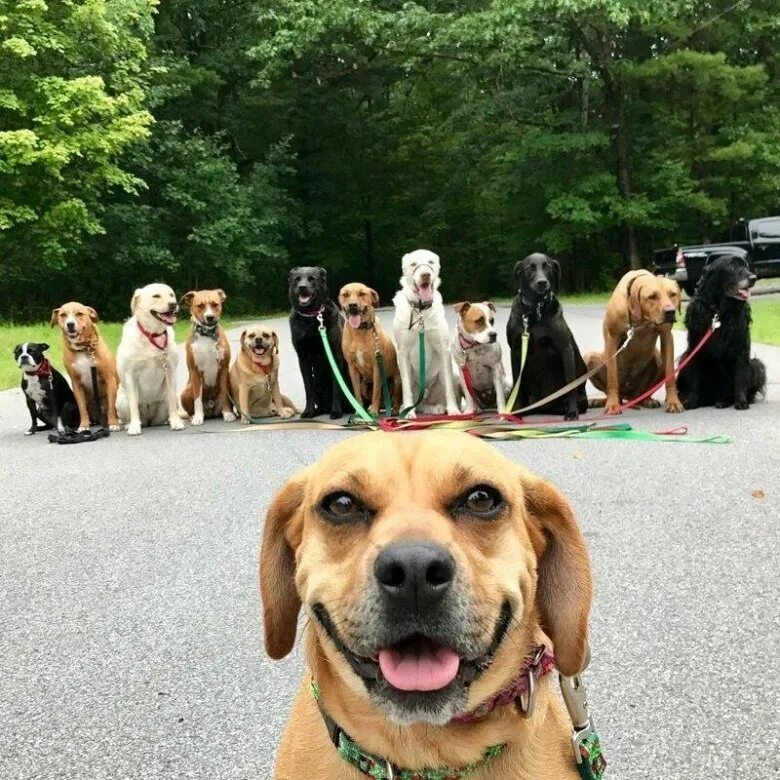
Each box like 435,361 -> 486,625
374,542 -> 454,614
663,308 -> 676,323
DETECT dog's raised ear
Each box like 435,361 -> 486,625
453,301 -> 471,315
86,306 -> 99,323
130,288 -> 142,314
485,301 -> 496,313
50,308 -> 60,328
217,289 -> 227,303
522,474 -> 592,676
260,471 -> 308,659
180,291 -> 195,308
628,278 -> 645,324
550,258 -> 561,294
40,343 -> 50,352
368,288 -> 379,306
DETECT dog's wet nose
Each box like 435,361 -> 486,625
167,302 -> 178,313
534,278 -> 550,293
419,272 -> 431,283
204,313 -> 216,324
374,542 -> 454,614
66,322 -> 76,332
663,308 -> 676,323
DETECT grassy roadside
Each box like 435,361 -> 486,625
672,299 -> 780,345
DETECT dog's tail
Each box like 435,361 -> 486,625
747,357 -> 767,404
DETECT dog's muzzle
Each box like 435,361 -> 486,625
663,308 -> 676,324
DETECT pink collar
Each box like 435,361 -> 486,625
451,645 -> 556,723
458,331 -> 477,351
137,319 -> 168,351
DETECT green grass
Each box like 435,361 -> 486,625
750,300 -> 780,345
0,317 -> 252,391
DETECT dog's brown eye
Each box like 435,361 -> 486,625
455,485 -> 505,519
320,491 -> 369,524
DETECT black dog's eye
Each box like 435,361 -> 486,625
454,485 -> 506,519
319,491 -> 370,524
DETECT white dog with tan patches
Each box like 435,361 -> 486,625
393,249 -> 459,417
116,283 -> 185,436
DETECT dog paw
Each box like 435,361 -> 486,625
169,417 -> 185,431
734,399 -> 749,410
127,421 -> 142,436
404,408 -> 417,419
684,396 -> 699,410
190,413 -> 204,426
78,425 -> 91,433
300,408 -> 316,419
642,398 -> 661,409
564,411 -> 580,421
462,402 -> 475,415
25,430 -> 35,436
665,399 -> 684,413
715,400 -> 728,409
604,402 -> 622,416
177,408 -> 189,420
279,407 -> 295,419
109,424 -> 121,432
240,415 -> 252,425
330,411 -> 343,420
222,410 -> 237,423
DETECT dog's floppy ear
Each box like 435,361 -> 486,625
550,258 -> 561,294
86,306 -> 99,323
628,278 -> 645,324
368,288 -> 379,306
130,289 -> 142,314
485,301 -> 496,313
217,289 -> 227,303
50,308 -> 60,328
272,332 -> 279,353
240,329 -> 247,346
260,471 -> 308,659
513,261 -> 524,292
522,473 -> 592,676
453,301 -> 471,315
180,291 -> 195,308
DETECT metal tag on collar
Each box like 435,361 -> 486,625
560,673 -> 595,765
712,313 -> 721,330
522,315 -> 529,336
517,645 -> 545,718
317,311 -> 325,331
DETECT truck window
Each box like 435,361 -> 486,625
753,218 -> 780,238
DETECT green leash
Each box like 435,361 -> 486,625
318,315 -> 375,424
505,318 -> 529,413
399,329 -> 427,418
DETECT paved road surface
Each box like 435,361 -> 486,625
2,304 -> 779,780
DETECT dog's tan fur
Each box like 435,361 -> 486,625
229,326 -> 297,423
179,289 -> 234,424
585,271 -> 683,414
261,431 -> 593,779
51,302 -> 120,431
339,283 -> 401,415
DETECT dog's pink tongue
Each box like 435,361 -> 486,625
348,314 -> 362,329
418,283 -> 433,302
378,644 -> 460,692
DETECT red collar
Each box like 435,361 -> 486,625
459,331 -> 477,351
252,359 -> 273,375
451,645 -> 555,723
30,359 -> 52,379
137,319 -> 169,351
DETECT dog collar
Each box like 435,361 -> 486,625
308,645 -> 604,780
295,305 -> 325,319
458,331 -> 477,352
192,320 -> 219,339
407,299 -> 433,330
136,320 -> 168,352
251,357 -> 273,375
26,359 -> 52,379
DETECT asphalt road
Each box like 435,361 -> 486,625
2,304 -> 779,780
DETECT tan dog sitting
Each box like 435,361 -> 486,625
339,283 -> 401,415
230,326 -> 297,423
585,271 -> 683,414
51,302 -> 120,431
261,431 -> 604,780
179,289 -> 236,425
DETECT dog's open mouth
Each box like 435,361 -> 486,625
298,293 -> 312,306
729,284 -> 751,301
414,282 -> 433,302
345,310 -> 365,329
152,309 -> 178,326
252,345 -> 268,356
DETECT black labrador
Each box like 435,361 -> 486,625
678,254 -> 766,410
506,253 -> 588,420
288,266 -> 345,418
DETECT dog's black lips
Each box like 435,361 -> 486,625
311,600 -> 513,689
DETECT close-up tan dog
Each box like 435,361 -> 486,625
179,289 -> 236,425
230,326 -> 297,423
585,270 -> 683,414
51,302 -> 120,431
339,283 -> 401,415
261,431 -> 598,780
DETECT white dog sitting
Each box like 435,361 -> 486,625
116,283 -> 185,436
451,301 -> 509,413
393,249 -> 459,417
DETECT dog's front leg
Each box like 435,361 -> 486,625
124,373 -> 143,436
271,377 -> 295,419
298,354 -> 317,418
71,376 -> 92,431
328,332 -> 344,419
104,371 -> 121,431
190,369 -> 205,426
166,361 -> 185,430
439,345 -> 460,416
731,355 -> 751,410
660,330 -> 683,413
492,362 -> 506,413
24,396 -> 39,436
457,362 -> 474,414
219,365 -> 236,422
396,338 -> 416,418
560,341 -> 579,420
369,359 -> 382,416
604,330 -> 623,414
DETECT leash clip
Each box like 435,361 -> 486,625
522,315 -> 529,337
712,314 -> 721,330
384,760 -> 395,779
560,673 -> 595,764
317,312 -> 325,331
517,645 -> 545,718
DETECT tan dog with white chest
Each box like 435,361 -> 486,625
261,431 -> 602,780
51,302 -> 120,431
179,289 -> 236,425
339,283 -> 401,415
229,326 -> 297,423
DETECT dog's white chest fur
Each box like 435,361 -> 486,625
25,374 -> 46,405
72,352 -> 95,391
191,335 -> 223,386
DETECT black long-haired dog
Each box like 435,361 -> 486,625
678,254 -> 766,410
288,266 -> 346,418
506,253 -> 588,419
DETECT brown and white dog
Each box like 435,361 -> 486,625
339,283 -> 401,415
261,431 -> 596,780
229,326 -> 297,423
585,270 -> 683,414
179,289 -> 235,425
51,302 -> 120,431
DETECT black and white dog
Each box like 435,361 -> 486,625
506,253 -> 588,420
288,266 -> 345,418
14,342 -> 78,435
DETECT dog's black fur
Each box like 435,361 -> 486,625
506,253 -> 588,420
14,342 -> 78,435
288,266 -> 346,418
678,254 -> 766,410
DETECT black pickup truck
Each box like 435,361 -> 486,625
654,216 -> 780,295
